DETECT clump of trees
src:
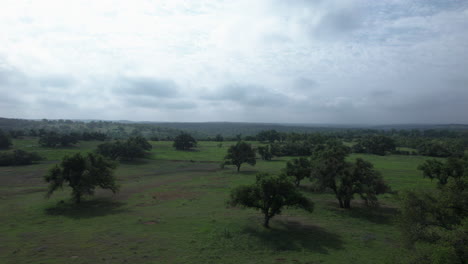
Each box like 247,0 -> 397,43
173,133 -> 197,150
38,132 -> 79,147
310,141 -> 390,208
256,130 -> 281,143
0,150 -> 42,166
352,135 -> 396,156
0,129 -> 12,149
96,136 -> 152,161
223,141 -> 256,172
228,172 -> 314,228
44,152 -> 119,203
398,155 -> 468,263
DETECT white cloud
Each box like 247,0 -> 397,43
0,0 -> 467,123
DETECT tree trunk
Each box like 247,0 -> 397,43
338,198 -> 344,208
236,164 -> 241,172
344,199 -> 351,209
263,213 -> 270,228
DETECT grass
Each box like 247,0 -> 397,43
0,139 -> 435,263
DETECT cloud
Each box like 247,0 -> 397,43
0,0 -> 467,123
202,83 -> 288,107
116,77 -> 179,98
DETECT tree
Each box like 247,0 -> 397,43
215,134 -> 224,142
418,157 -> 466,186
285,157 -> 311,186
398,156 -> 468,263
352,135 -> 396,156
257,130 -> 281,143
228,173 -> 314,228
310,141 -> 390,208
96,136 -> 152,161
223,141 -> 256,172
44,153 -> 118,203
0,129 -> 12,149
173,133 -> 197,150
257,145 -> 273,161
0,150 -> 42,166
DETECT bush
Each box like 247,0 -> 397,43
0,150 -> 42,166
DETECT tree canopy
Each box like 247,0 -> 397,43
223,141 -> 256,172
44,152 -> 119,203
399,155 -> 468,263
229,172 -> 314,228
311,141 -> 390,208
96,136 -> 152,161
0,129 -> 13,149
173,133 -> 197,151
285,157 -> 312,186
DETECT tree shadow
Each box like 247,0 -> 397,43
326,203 -> 398,225
45,198 -> 128,219
242,220 -> 343,253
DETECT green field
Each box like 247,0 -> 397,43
0,139 -> 436,264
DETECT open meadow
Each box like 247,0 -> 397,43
0,139 -> 436,264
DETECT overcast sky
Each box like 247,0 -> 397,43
1,0 -> 467,124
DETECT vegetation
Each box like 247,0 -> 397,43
0,129 -> 12,149
257,145 -> 273,161
284,157 -> 311,186
352,135 -> 396,156
44,152 -> 119,203
173,133 -> 197,151
229,172 -> 314,228
223,141 -> 256,172
38,131 -> 79,147
311,141 -> 390,208
398,155 -> 468,263
96,136 -> 152,161
0,149 -> 42,166
2,119 -> 468,263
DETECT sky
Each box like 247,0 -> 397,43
0,0 -> 467,124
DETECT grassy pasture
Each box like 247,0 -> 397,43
0,140 -> 435,263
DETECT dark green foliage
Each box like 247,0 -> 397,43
214,134 -> 224,142
285,157 -> 311,186
44,152 -> 118,203
257,145 -> 273,161
257,130 -> 281,143
417,140 -> 464,158
418,157 -> 466,186
173,133 -> 197,150
0,129 -> 12,149
223,141 -> 256,172
311,141 -> 390,208
96,136 -> 152,161
228,172 -> 314,228
398,176 -> 468,263
81,131 -> 107,141
352,135 -> 396,156
38,132 -> 79,147
0,150 -> 42,166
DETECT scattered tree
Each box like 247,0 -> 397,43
0,150 -> 42,166
173,133 -> 197,150
44,153 -> 119,203
228,172 -> 314,228
352,135 -> 396,156
0,129 -> 13,149
223,141 -> 256,172
398,155 -> 468,263
257,145 -> 273,161
311,141 -> 390,208
96,136 -> 152,161
285,157 -> 311,187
